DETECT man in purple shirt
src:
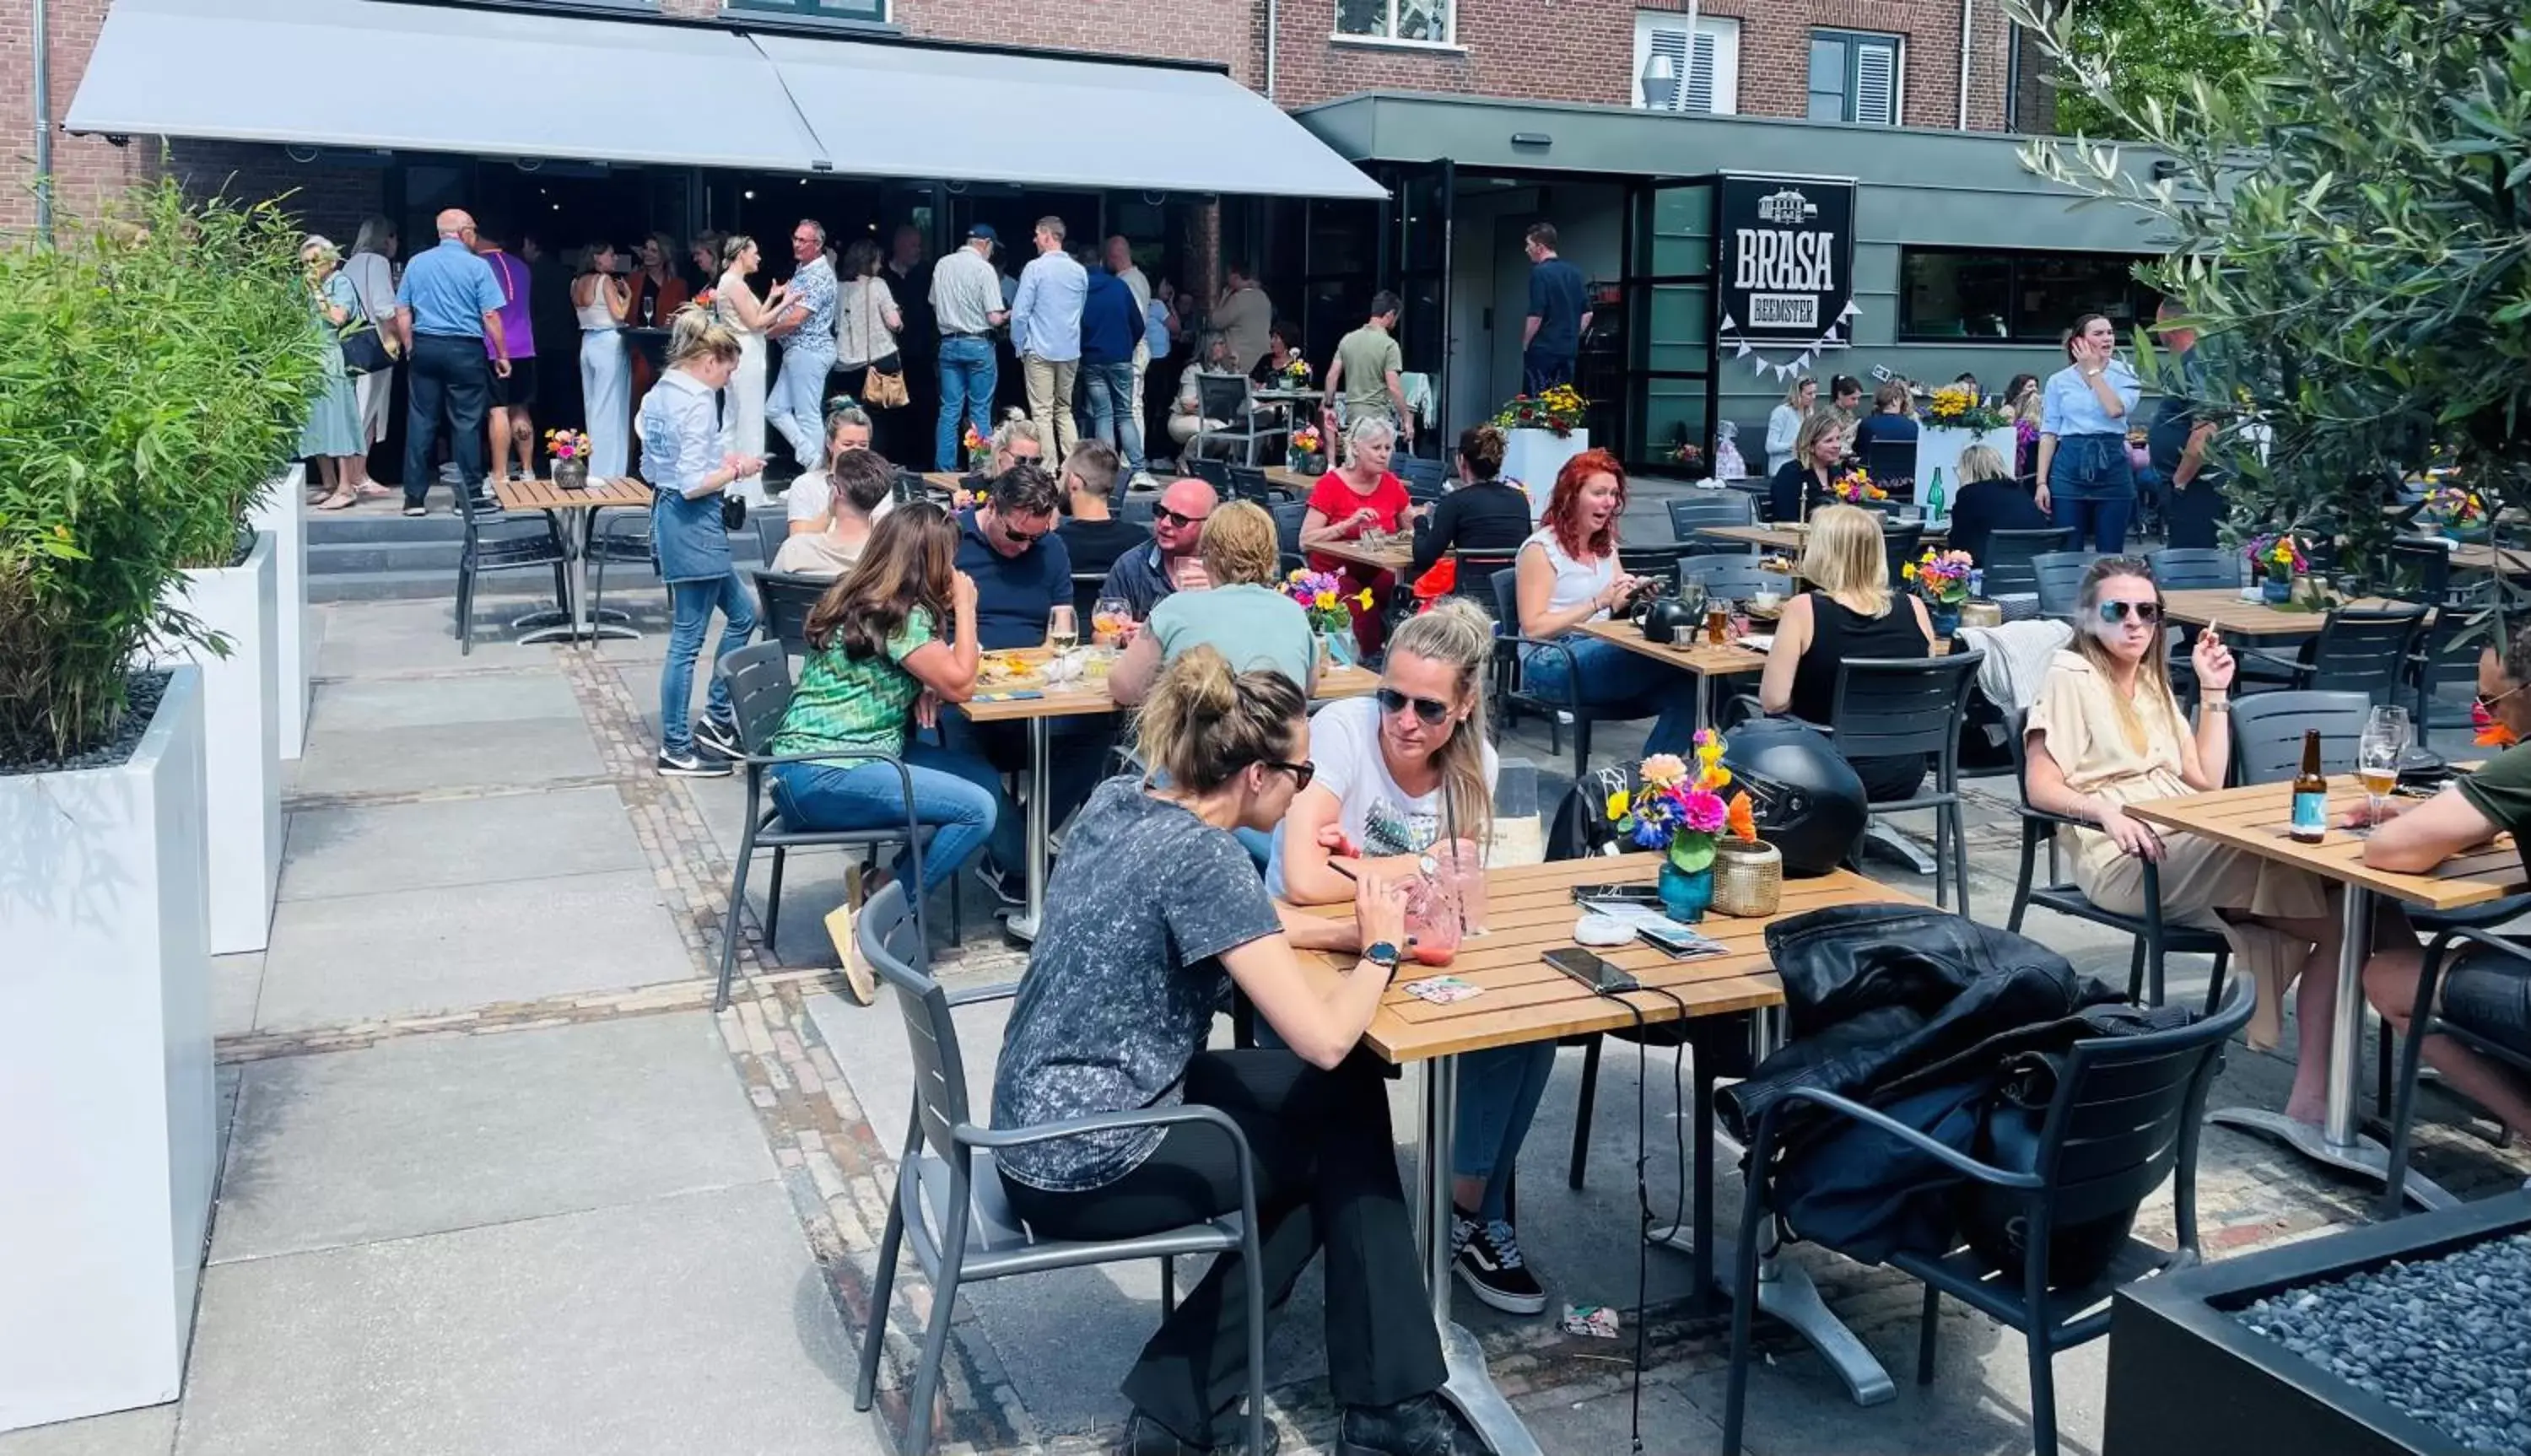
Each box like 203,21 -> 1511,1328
473,224 -> 540,482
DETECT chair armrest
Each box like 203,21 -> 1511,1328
958,1104 -> 1261,1232
2420,922 -> 2531,973
1498,634 -> 1579,697
945,980 -> 1023,1007
2020,802 -> 2098,833
742,747 -> 907,770
1749,1086 -> 2045,1192
2231,644 -> 2307,681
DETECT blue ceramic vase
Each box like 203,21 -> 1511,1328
1659,861 -> 1713,922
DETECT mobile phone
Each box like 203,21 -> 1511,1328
1570,884 -> 1663,906
1545,946 -> 1638,995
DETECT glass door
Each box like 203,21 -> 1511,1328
1616,176 -> 1719,476
1378,160 -> 1452,456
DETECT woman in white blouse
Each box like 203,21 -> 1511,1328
1763,374 -> 1816,476
711,235 -> 787,489
833,238 -> 905,456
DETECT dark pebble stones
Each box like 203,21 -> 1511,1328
0,671 -> 171,779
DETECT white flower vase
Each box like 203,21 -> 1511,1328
1507,429 -> 1589,524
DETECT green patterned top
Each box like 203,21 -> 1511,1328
769,607 -> 935,760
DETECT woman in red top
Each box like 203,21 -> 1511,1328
1300,415 -> 1416,657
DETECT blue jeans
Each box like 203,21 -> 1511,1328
936,335 -> 997,471
2047,434 -> 2136,553
768,739 -> 1013,893
766,345 -> 835,472
1083,358 -> 1144,472
1452,1042 -> 1557,1220
660,569 -> 758,757
1522,636 -> 1699,756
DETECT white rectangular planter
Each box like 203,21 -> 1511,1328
162,532 -> 281,955
0,667 -> 217,1432
1915,426 -> 2016,499
1507,428 -> 1590,523
246,463 -> 309,761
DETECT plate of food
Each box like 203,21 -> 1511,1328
978,653 -> 1046,689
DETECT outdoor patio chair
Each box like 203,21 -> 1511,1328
451,488 -> 569,655
1863,439 -> 1917,499
754,513 -> 787,570
1185,456 -> 1233,493
1120,496 -> 1157,527
2235,603 -> 2430,705
1720,982 -> 2254,1456
1450,547 -> 1519,617
1397,453 -> 1448,500
1982,526 -> 2072,598
1225,462 -> 1293,504
851,882 -> 1268,1456
2378,925 -> 2531,1216
1195,375 -> 1279,466
2143,546 -> 2242,591
710,642 -> 936,1010
1616,543 -> 1692,583
752,570 -> 831,657
1489,567 -> 1611,775
1827,653 -> 1983,918
2225,690 -> 2369,787
2004,709 -> 2230,1009
1666,491 -> 1757,552
1679,558 -> 1792,603
2031,551 -> 2095,619
1879,523 -> 1924,588
583,503 -> 659,626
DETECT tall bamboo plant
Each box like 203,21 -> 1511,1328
0,180 -> 326,767
2011,0 -> 2531,607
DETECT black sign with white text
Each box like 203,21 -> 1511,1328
1718,175 -> 1858,352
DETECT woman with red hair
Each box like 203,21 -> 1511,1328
1513,450 -> 1699,758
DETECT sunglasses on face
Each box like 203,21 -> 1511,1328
1152,504 -> 1210,528
1260,759 -> 1315,791
1376,687 -> 1452,725
2097,599 -> 2161,624
2479,683 -> 2526,712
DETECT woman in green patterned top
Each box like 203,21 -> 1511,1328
769,503 -> 1022,892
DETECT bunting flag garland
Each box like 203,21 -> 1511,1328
1719,300 -> 1864,382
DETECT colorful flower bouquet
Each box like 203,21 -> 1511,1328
544,429 -> 594,487
2423,486 -> 2489,539
1493,384 -> 1587,438
1830,466 -> 1886,505
1281,357 -> 1312,387
692,288 -> 716,310
962,423 -> 990,470
1924,382 -> 2012,433
1670,440 -> 1707,472
1608,733 -> 1762,919
2246,531 -> 2309,583
1288,423 -> 1325,472
1283,568 -> 1373,635
1902,547 -> 1977,607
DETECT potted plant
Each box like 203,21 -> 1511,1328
0,181 -> 325,1433
1915,383 -> 2017,491
1283,567 -> 1373,668
1903,547 -> 1978,639
1609,731 -> 1735,921
2247,531 -> 2310,604
1495,385 -> 1590,523
1287,422 -> 1325,476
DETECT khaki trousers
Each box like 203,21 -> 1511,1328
1023,354 -> 1080,461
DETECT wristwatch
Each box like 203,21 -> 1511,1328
1363,941 -> 1403,976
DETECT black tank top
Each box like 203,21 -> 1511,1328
1790,592 -> 1932,801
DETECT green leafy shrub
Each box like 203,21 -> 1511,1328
0,180 -> 326,767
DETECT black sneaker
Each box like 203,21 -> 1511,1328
1115,1410 -> 1279,1456
656,747 -> 731,779
1451,1214 -> 1546,1315
975,858 -> 1028,908
1336,1394 -> 1481,1456
691,715 -> 745,760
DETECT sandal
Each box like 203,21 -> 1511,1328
316,491 -> 359,511
353,483 -> 392,500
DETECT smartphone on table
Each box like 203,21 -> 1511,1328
1544,946 -> 1638,994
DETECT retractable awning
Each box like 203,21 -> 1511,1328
67,0 -> 1388,200
65,0 -> 823,173
753,35 -> 1388,199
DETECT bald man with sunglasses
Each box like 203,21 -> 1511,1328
1099,476 -> 1219,618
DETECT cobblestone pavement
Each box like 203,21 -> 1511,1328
133,598 -> 2528,1456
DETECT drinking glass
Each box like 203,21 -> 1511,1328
1092,595 -> 1133,650
2358,704 -> 2412,833
1047,604 -> 1079,654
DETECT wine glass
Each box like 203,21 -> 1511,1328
1046,604 -> 1079,654
1092,595 -> 1133,650
2358,704 -> 2412,834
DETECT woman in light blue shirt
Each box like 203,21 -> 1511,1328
640,304 -> 765,778
2036,312 -> 2142,552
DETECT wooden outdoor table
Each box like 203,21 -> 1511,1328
1288,859 -> 1916,1441
961,654 -> 1375,940
1573,617 -> 1766,729
1309,535 -> 1417,574
918,471 -> 970,497
1264,465 -> 1319,498
488,476 -> 652,645
2156,589 -> 2411,637
1700,519 -> 1950,554
2123,776 -> 2521,1209
2405,537 -> 2531,577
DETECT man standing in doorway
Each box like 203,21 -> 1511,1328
1011,216 -> 1087,462
1212,261 -> 1273,375
766,218 -> 839,473
1322,291 -> 1411,448
1080,249 -> 1147,480
931,223 -> 1008,473
473,224 -> 539,485
1520,222 -> 1593,395
1105,235 -> 1155,484
394,208 -> 508,518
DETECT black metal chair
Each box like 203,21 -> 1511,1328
852,882 -> 1268,1456
2143,546 -> 2242,591
584,504 -> 659,626
1225,462 -> 1292,504
1490,567 -> 1601,775
2236,603 -> 2431,705
1864,439 -> 1917,497
754,512 -> 788,569
894,467 -> 929,504
1680,558 -> 1793,603
1195,375 -> 1278,466
2005,709 -> 2231,1008
1120,496 -> 1158,528
2226,690 -> 2370,785
1880,524 -> 1924,588
753,570 -> 832,657
2378,925 -> 2531,1216
1450,547 -> 1519,616
1617,544 -> 1692,582
1720,982 -> 2253,1456
1396,453 -> 1449,501
2393,544 -> 2480,745
2032,551 -> 2094,620
452,489 -> 569,655
1667,493 -> 1757,554
1982,527 -> 2073,598
1184,455 -> 1233,493
1827,653 -> 1985,917
710,642 -> 931,1010
1271,501 -> 1309,577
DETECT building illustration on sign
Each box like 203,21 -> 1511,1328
1755,189 -> 1819,226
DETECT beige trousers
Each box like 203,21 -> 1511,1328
1023,354 -> 1079,461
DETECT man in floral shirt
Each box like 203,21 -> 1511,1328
766,218 -> 839,472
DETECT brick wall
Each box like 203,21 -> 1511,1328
0,0 -> 154,237
656,0 -> 1259,84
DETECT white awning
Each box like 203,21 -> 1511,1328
65,0 -> 824,173
66,0 -> 1388,200
754,35 -> 1388,199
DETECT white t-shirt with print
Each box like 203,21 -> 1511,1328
1268,695 -> 1499,898
785,469 -> 898,526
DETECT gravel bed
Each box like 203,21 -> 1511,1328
2236,1230 -> 2531,1454
0,671 -> 170,778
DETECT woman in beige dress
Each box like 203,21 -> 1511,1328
2021,555 -> 2408,1126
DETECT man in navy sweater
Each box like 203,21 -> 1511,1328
1080,251 -> 1149,482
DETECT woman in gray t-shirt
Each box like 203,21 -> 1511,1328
988,649 -> 1476,1456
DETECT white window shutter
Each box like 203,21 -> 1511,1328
1706,21 -> 1740,114
1643,27 -> 1691,111
1685,33 -> 1716,113
1854,40 -> 1897,125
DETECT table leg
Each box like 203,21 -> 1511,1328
511,509 -> 575,639
2204,885 -> 2456,1209
1002,717 -> 1052,942
1417,1055 -> 1541,1456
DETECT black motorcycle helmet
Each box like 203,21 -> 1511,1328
1720,718 -> 1869,876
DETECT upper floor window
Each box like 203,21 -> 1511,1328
725,0 -> 887,21
1336,0 -> 1454,45
1632,13 -> 1740,115
1809,30 -> 1902,126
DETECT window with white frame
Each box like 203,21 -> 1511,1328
726,0 -> 887,20
1631,13 -> 1740,115
1808,30 -> 1902,126
1336,0 -> 1454,45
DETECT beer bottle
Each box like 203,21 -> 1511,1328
2290,728 -> 2329,844
1925,466 -> 1947,526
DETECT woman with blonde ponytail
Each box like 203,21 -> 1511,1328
990,648 -> 1476,1456
1272,599 -> 1551,1318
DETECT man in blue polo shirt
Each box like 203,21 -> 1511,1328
1520,221 -> 1591,395
393,208 -> 510,517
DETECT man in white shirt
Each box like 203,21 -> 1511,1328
1212,262 -> 1273,375
1010,216 -> 1087,464
1105,235 -> 1155,484
930,223 -> 1009,475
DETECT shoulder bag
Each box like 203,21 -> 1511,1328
337,285 -> 391,375
857,278 -> 909,407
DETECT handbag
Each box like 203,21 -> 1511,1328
337,296 -> 391,375
862,364 -> 910,409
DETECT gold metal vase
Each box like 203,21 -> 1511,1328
1712,839 -> 1784,918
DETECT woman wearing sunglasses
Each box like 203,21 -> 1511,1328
990,649 -> 1483,1456
1273,604 -> 1554,1318
2022,557 -> 2399,1125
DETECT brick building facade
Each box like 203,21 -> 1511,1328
5,0 -> 2040,236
